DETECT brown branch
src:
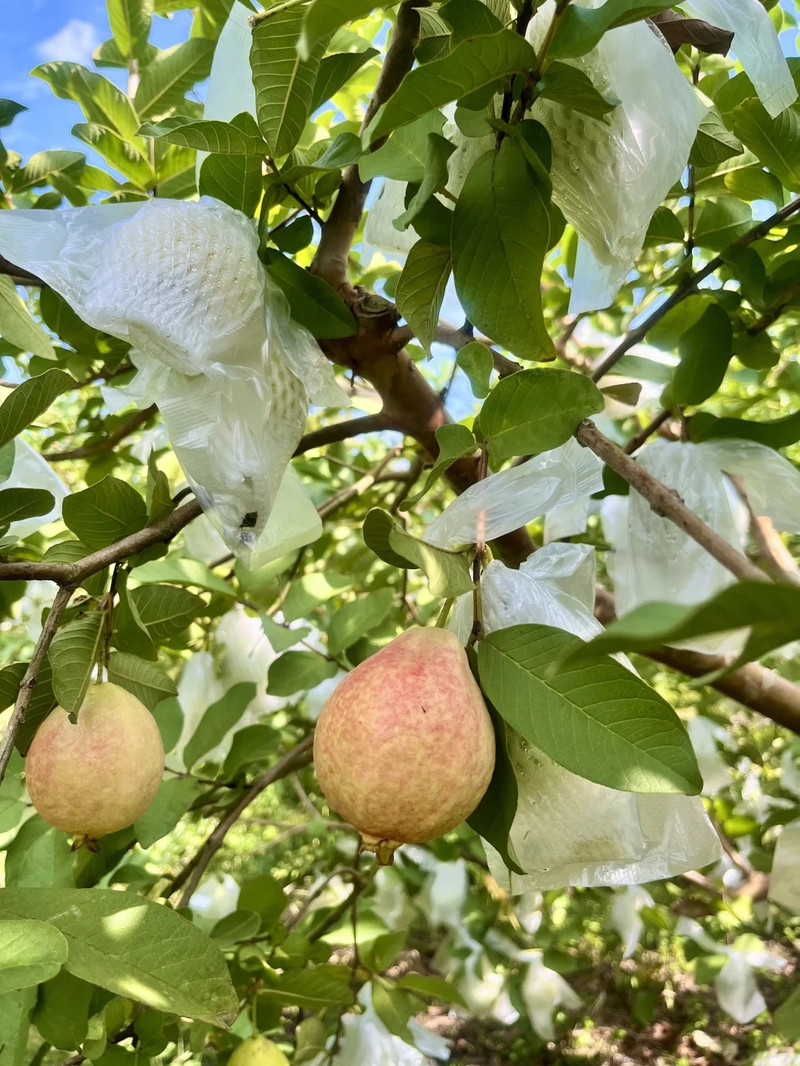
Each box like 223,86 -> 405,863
0,498 -> 202,583
294,413 -> 392,455
732,476 -> 800,586
41,405 -> 157,462
0,584 -> 75,782
624,409 -> 672,455
591,195 -> 800,382
576,420 -> 768,584
0,254 -> 43,286
164,735 -> 314,907
310,2 -> 426,289
434,321 -> 522,378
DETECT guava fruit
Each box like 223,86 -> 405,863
313,627 -> 496,863
228,1036 -> 289,1066
25,682 -> 164,845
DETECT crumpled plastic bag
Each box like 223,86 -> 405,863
684,0 -> 797,118
527,0 -> 707,314
768,821 -> 800,914
0,438 -> 67,539
610,885 -> 655,959
424,438 -> 603,550
446,541 -> 721,890
416,857 -> 469,930
517,950 -> 582,1041
601,438 -> 800,653
687,717 -> 735,794
0,198 -> 347,565
677,917 -> 786,1023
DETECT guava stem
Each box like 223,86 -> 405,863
359,835 -> 401,866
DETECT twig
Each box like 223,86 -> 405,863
316,446 -> 404,520
294,413 -> 392,456
434,321 -> 521,378
308,865 -> 376,942
0,584 -> 75,782
164,735 -> 314,907
0,498 -> 202,584
624,409 -> 672,455
577,421 -> 768,584
732,476 -> 800,585
591,195 -> 800,382
41,405 -> 157,462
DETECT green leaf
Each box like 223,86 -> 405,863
4,817 -> 74,889
453,137 -> 556,361
368,31 -> 535,143
538,62 -> 617,118
395,240 -> 451,353
475,368 -> 603,463
107,652 -> 178,711
311,48 -> 379,111
466,712 -> 524,875
362,507 -> 474,597
10,149 -> 86,192
371,978 -> 414,1042
71,123 -> 155,188
733,331 -> 779,371
690,107 -> 743,167
0,100 -> 27,128
267,652 -> 339,697
0,488 -> 55,534
47,613 -> 104,713
457,342 -> 494,399
551,1 -> 677,59
115,578 -> 158,661
731,99 -> 800,192
33,971 -> 93,1052
396,973 -> 467,1007
0,278 -> 56,360
151,696 -> 183,754
263,249 -> 357,339
222,724 -> 279,779
139,114 -> 268,154
394,134 -> 456,229
688,409 -> 800,448
327,589 -> 394,655
134,776 -> 204,847
644,206 -> 685,246
184,682 -> 257,768
32,64 -> 141,142
359,111 -> 445,183
129,584 -> 203,644
0,920 -> 69,994
402,423 -> 476,507
260,613 -> 311,652
0,988 -> 35,1066
560,581 -> 800,677
146,453 -> 174,524
477,624 -> 702,795
775,986 -> 800,1042
0,888 -> 238,1026
259,964 -> 356,1010
210,910 -> 261,948
107,0 -> 154,62
63,476 -> 148,552
694,198 -> 753,251
133,39 -> 215,120
439,0 -> 503,39
663,303 -> 733,408
133,556 -> 237,598
238,873 -> 288,928
251,11 -> 325,157
0,660 -> 58,755
199,131 -> 264,216
0,369 -> 75,450
300,0 -> 380,57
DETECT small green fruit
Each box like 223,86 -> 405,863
228,1036 -> 289,1066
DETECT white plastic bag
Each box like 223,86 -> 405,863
0,438 -> 67,539
768,821 -> 800,914
425,438 -> 603,550
518,950 -> 582,1041
685,0 -> 797,118
610,885 -> 655,959
527,0 -> 706,313
0,198 -> 347,565
687,717 -> 735,794
601,439 -> 800,652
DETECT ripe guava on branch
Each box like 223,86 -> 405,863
313,627 -> 496,864
228,1037 -> 289,1066
25,682 -> 164,846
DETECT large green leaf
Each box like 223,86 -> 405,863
107,652 -> 178,711
395,240 -> 451,353
688,409 -> 800,448
0,920 -> 69,994
140,114 -> 268,155
107,0 -> 154,62
475,368 -> 604,462
199,128 -> 264,216
133,39 -> 215,120
466,712 -> 524,874
394,134 -> 455,229
362,507 -> 474,597
263,250 -> 357,339
134,776 -> 204,848
477,625 -> 702,795
300,0 -> 383,56
560,581 -> 800,677
71,123 -> 155,187
327,588 -> 395,655
775,986 -> 800,1042
0,660 -> 58,755
662,303 -> 733,408
10,149 -> 86,193
0,100 -> 27,128
267,651 -> 339,696
251,11 -> 326,157
47,613 -> 105,713
4,817 -> 74,890
32,63 -> 141,142
731,99 -> 800,192
63,476 -> 148,552
359,111 -> 445,183
311,48 -> 379,111
452,136 -> 556,361
32,972 -> 93,1052
129,584 -> 204,644
0,488 -> 55,534
0,987 -> 35,1066
368,31 -> 535,143
551,0 -> 677,59
690,107 -> 743,167
538,61 -> 617,118
132,556 -> 238,598
184,682 -> 257,768
0,369 -> 75,450
0,278 -> 56,360
0,889 -> 238,1026
259,964 -> 356,1010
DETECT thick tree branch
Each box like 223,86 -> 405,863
294,413 -> 392,455
310,2 -> 426,290
0,254 -> 43,286
576,420 -> 768,584
41,405 -> 158,462
0,498 -> 202,583
0,584 -> 75,782
591,196 -> 800,382
164,735 -> 314,908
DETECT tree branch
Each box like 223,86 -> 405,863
41,405 -> 158,462
0,254 -> 43,286
294,413 -> 393,455
0,584 -> 75,782
576,420 -> 768,584
591,195 -> 800,382
0,498 -> 202,584
163,735 -> 314,907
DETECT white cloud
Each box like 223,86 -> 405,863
35,20 -> 101,66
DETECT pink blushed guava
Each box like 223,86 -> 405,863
25,682 -> 164,844
313,627 -> 495,863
